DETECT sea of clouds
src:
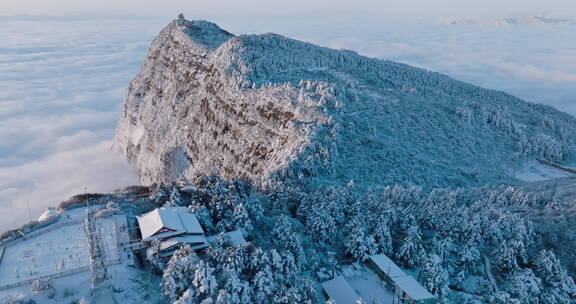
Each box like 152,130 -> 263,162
1,15 -> 574,231
0,18 -> 165,231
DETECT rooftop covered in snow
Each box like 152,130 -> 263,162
394,275 -> 434,301
368,254 -> 406,278
136,207 -> 204,242
321,276 -> 361,304
367,254 -> 434,302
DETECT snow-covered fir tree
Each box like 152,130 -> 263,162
533,250 -> 576,302
165,187 -> 183,207
151,183 -> 170,206
345,215 -> 377,261
191,260 -> 218,301
493,240 -> 519,275
421,254 -> 448,296
396,220 -> 425,268
173,288 -> 196,304
253,266 -> 276,303
507,268 -> 542,304
161,245 -> 198,302
272,214 -> 306,268
457,242 -> 480,275
371,217 -> 393,255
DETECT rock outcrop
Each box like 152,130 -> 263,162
114,17 -> 576,188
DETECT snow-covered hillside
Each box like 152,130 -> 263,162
114,17 -> 576,189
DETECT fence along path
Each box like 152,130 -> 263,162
0,214 -> 124,291
0,218 -> 83,249
0,258 -> 122,291
537,158 -> 576,175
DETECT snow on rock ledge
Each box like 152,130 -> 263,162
113,18 -> 328,185
114,17 -> 576,188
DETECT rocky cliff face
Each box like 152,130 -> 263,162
113,19 -> 328,185
114,17 -> 576,188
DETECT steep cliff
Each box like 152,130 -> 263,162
114,17 -> 576,188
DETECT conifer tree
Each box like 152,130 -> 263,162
272,215 -> 306,268
372,219 -> 393,255
161,245 -> 197,302
493,241 -> 518,275
173,288 -> 196,304
345,216 -> 377,261
508,269 -> 542,304
421,254 -> 448,296
151,183 -> 170,206
166,187 -> 183,207
192,260 -> 218,300
396,222 -> 425,268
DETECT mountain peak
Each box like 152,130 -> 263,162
162,16 -> 234,51
113,20 -> 576,189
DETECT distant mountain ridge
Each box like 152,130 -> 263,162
113,17 -> 576,189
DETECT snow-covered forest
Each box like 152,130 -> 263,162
147,176 -> 576,304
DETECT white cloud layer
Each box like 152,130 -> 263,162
1,15 -> 575,232
0,19 -> 168,231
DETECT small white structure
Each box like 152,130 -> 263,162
137,207 -> 208,259
322,276 -> 361,304
366,254 -> 434,303
38,208 -> 59,222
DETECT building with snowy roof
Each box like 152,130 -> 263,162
393,275 -> 435,303
322,276 -> 361,304
136,207 -> 208,259
366,254 -> 434,303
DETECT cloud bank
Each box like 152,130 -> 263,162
0,18 -> 169,231
438,15 -> 576,26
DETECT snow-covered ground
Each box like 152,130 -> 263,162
0,264 -> 163,304
338,263 -> 397,304
515,160 -> 575,182
0,210 -> 121,287
0,206 -> 155,304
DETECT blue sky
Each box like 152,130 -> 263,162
0,6 -> 575,231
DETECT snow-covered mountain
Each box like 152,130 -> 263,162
4,16 -> 576,304
114,17 -> 576,190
